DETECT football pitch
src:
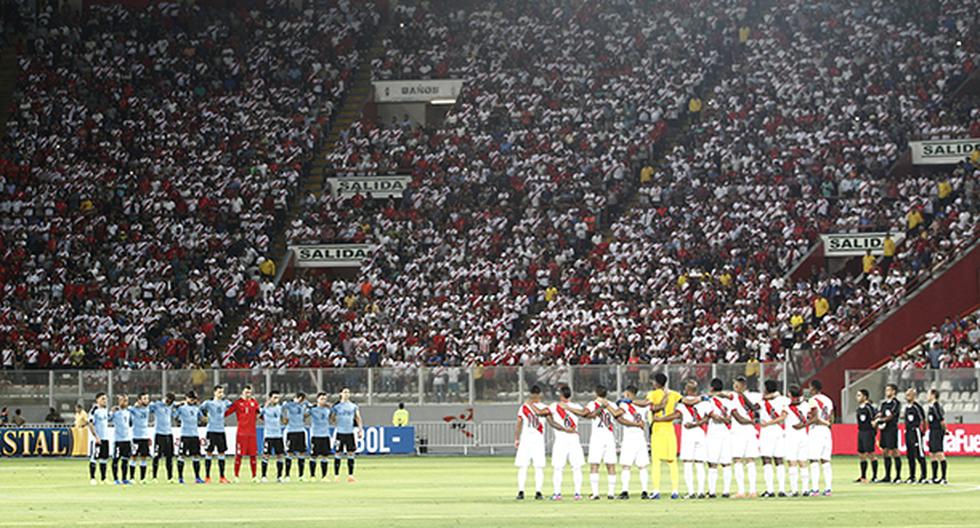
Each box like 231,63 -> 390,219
1,457 -> 979,527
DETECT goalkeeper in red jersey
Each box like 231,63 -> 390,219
225,385 -> 261,482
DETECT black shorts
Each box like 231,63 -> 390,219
857,430 -> 876,454
114,441 -> 132,459
180,436 -> 201,457
905,429 -> 923,457
311,436 -> 332,457
92,439 -> 110,461
206,432 -> 227,454
133,439 -> 151,457
928,429 -> 945,453
154,434 -> 174,457
335,433 -> 356,454
879,428 -> 898,450
287,431 -> 307,453
264,438 -> 285,456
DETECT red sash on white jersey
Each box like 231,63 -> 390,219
712,397 -> 731,430
521,404 -> 543,434
764,399 -> 784,430
789,403 -> 807,433
554,404 -> 575,431
685,403 -> 707,433
814,398 -> 829,426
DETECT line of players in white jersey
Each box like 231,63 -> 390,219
514,376 -> 835,500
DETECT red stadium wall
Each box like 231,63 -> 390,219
813,241 -> 980,412
830,424 -> 980,456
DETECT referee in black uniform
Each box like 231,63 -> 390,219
854,389 -> 878,482
926,389 -> 948,484
874,383 -> 902,482
903,389 -> 928,483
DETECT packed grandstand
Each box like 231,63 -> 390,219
0,0 -> 978,372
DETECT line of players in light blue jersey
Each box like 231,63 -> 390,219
257,387 -> 362,483
83,385 -> 363,485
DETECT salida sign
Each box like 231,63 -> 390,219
291,244 -> 375,268
820,232 -> 901,257
910,138 -> 980,165
327,175 -> 411,199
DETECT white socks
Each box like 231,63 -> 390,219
534,467 -> 543,493
800,466 -> 809,493
789,466 -> 799,494
639,467 -> 649,493
734,461 -> 745,495
684,462 -> 695,494
763,464 -> 774,494
777,464 -> 786,493
518,467 -> 528,492
553,466 -> 562,495
822,462 -> 833,491
696,463 -> 706,495
722,465 -> 732,495
607,474 -> 617,496
810,462 -> 820,491
747,461 -> 757,495
708,467 -> 718,495
621,469 -> 631,493
590,473 -> 599,496
572,468 -> 583,495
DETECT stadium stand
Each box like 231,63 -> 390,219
0,0 -> 380,369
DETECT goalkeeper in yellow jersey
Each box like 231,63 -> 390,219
635,373 -> 683,499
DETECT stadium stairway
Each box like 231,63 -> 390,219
0,44 -> 18,134
810,239 -> 980,411
209,14 -> 391,361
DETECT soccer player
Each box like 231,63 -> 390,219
573,385 -> 619,500
333,387 -> 363,482
874,383 -> 902,482
926,389 -> 947,484
199,385 -> 232,483
86,392 -> 110,485
644,373 -> 682,499
129,393 -> 152,483
758,380 -> 788,497
730,376 -> 760,498
903,388 -> 927,484
666,380 -> 709,498
309,393 -> 333,481
549,385 -> 585,500
613,385 -> 651,500
854,388 -> 878,483
807,379 -> 834,496
283,393 -> 310,481
175,391 -> 205,484
226,384 -> 260,481
705,378 -> 734,498
149,393 -> 176,482
783,385 -> 810,496
260,390 -> 285,483
514,385 -> 562,499
109,394 -> 133,485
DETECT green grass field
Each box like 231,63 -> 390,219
1,456 -> 978,527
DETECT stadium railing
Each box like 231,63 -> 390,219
841,368 -> 980,423
0,363 -> 788,411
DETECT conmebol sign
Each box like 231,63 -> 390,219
327,175 -> 411,199
374,79 -> 465,103
820,232 -> 901,257
909,138 -> 980,165
291,244 -> 375,268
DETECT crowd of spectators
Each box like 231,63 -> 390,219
886,309 -> 980,370
0,1 -> 380,369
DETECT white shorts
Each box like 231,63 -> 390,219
587,431 -> 617,465
552,436 -> 585,469
515,435 -> 546,468
807,427 -> 832,461
705,430 -> 732,465
758,426 -> 785,459
679,430 -> 707,461
731,429 -> 760,459
619,435 -> 650,468
783,431 -> 809,462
